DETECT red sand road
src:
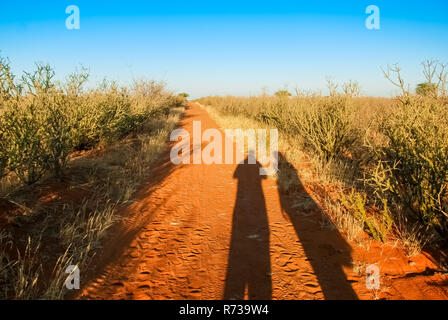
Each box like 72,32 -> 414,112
77,103 -> 448,300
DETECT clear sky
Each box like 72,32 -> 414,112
1,1 -> 448,98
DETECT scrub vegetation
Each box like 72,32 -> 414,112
0,56 -> 186,299
197,60 -> 448,258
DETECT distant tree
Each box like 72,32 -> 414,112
420,59 -> 447,97
416,82 -> 437,97
178,92 -> 189,98
274,90 -> 291,98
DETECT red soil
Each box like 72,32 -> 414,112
76,103 -> 448,300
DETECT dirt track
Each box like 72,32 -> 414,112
78,103 -> 448,300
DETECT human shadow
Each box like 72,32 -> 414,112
276,152 -> 358,300
224,154 -> 272,300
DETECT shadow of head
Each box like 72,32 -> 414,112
224,153 -> 271,300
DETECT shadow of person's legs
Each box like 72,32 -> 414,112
276,152 -> 358,300
224,158 -> 272,300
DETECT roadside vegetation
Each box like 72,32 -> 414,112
197,60 -> 448,261
0,56 -> 186,299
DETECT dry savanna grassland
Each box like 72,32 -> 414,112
197,60 -> 448,266
0,56 -> 186,299
1,54 -> 448,300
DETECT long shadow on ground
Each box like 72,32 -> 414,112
276,152 -> 357,300
224,155 -> 272,299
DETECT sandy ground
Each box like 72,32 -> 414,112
77,103 -> 448,300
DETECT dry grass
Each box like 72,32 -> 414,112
0,107 -> 184,299
196,71 -> 448,257
198,101 -> 367,244
0,56 -> 186,299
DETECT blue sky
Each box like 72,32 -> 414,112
1,1 -> 448,98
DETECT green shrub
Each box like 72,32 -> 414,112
198,94 -> 361,164
177,92 -> 189,104
256,98 -> 290,131
370,97 -> 448,236
274,90 -> 291,98
416,83 -> 438,97
341,191 -> 393,242
0,99 -> 47,184
95,88 -> 133,144
0,57 -> 21,102
0,56 -> 179,187
0,129 -> 6,179
291,96 -> 359,163
40,92 -> 75,178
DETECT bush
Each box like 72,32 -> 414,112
274,90 -> 291,98
178,92 -> 189,99
0,57 -> 21,102
370,97 -> 448,236
291,96 -> 359,163
198,93 -> 361,164
0,99 -> 47,184
197,66 -> 448,247
69,96 -> 101,151
0,129 -> 7,179
256,98 -> 291,132
416,83 -> 438,97
95,87 -> 133,143
341,191 -> 393,242
40,92 -> 75,178
0,57 -> 180,186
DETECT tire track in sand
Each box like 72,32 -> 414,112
79,102 -> 437,300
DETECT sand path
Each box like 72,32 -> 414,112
78,103 -> 448,300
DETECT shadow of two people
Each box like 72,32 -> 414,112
224,152 -> 357,300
